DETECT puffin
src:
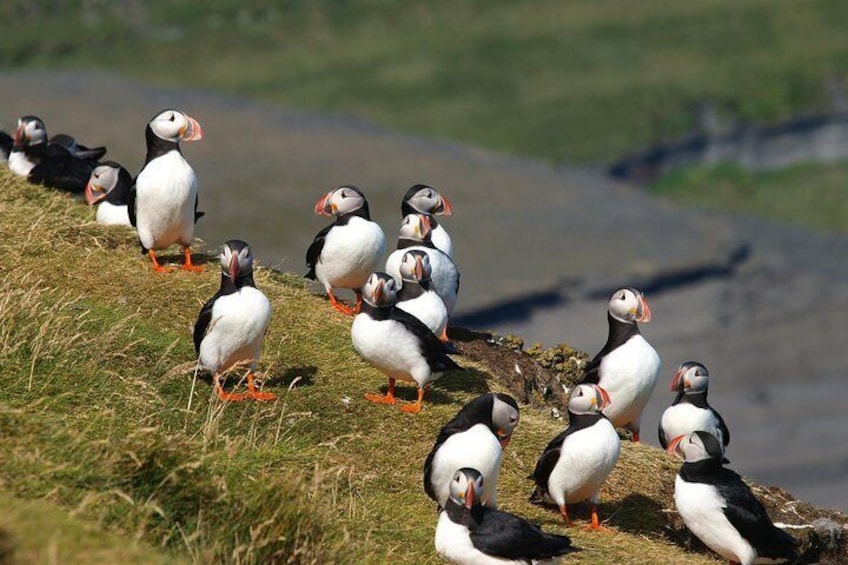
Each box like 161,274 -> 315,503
424,392 -> 520,509
193,240 -> 275,402
576,287 -> 661,442
659,361 -> 730,452
8,116 -> 105,192
128,109 -> 204,273
0,130 -> 11,163
395,250 -> 449,342
85,161 -> 133,226
384,213 -> 460,314
351,272 -> 460,414
306,185 -> 386,315
670,431 -> 798,565
435,468 -> 576,565
401,183 -> 453,257
531,384 -> 620,529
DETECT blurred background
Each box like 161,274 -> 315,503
2,1 -> 847,511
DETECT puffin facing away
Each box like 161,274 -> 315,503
435,468 -> 576,565
577,287 -> 661,442
659,361 -> 730,452
85,161 -> 133,226
424,392 -> 519,509
396,250 -> 449,341
306,185 -> 386,315
401,183 -> 453,257
194,240 -> 274,402
351,272 -> 460,414
128,109 -> 204,273
531,384 -> 620,530
671,431 -> 797,565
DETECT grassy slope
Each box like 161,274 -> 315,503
0,169 -> 730,564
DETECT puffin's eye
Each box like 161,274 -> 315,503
620,293 -> 626,300
169,113 -> 176,122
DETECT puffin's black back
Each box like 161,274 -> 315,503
28,144 -> 98,194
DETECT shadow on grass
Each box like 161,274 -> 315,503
0,528 -> 14,565
265,365 -> 317,388
365,367 -> 490,406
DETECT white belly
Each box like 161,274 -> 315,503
435,512 -> 527,565
674,476 -> 756,564
134,151 -> 198,251
598,335 -> 661,429
547,419 -> 620,506
8,151 -> 35,176
660,404 -> 724,448
198,287 -> 271,374
96,202 -> 131,226
315,218 -> 386,291
431,225 -> 453,258
386,246 -> 459,314
351,314 -> 438,388
430,425 -> 502,508
397,290 -> 448,337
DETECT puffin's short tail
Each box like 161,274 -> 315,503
304,268 -> 316,280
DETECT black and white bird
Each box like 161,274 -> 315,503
306,185 -> 386,315
352,272 -> 460,414
128,109 -> 204,273
670,431 -> 798,565
531,384 -> 620,529
193,240 -> 274,402
435,468 -> 576,565
85,161 -> 133,226
659,361 -> 730,453
576,287 -> 661,442
401,183 -> 453,257
396,250 -> 449,342
385,213 -> 460,314
424,393 -> 520,509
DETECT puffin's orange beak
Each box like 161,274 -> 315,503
414,256 -> 425,280
314,192 -> 334,216
597,386 -> 612,410
84,181 -> 105,205
229,254 -> 239,280
180,115 -> 203,141
373,279 -> 385,304
436,195 -> 453,216
666,435 -> 685,457
670,369 -> 684,391
464,483 -> 475,510
637,296 -> 652,323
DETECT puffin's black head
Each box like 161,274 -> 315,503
397,213 -> 432,243
401,184 -> 453,217
361,272 -> 398,308
219,240 -> 254,280
491,393 -> 520,447
568,384 -> 611,415
669,361 -> 709,394
448,468 -> 484,510
398,250 -> 432,283
85,161 -> 131,206
608,287 -> 652,324
314,185 -> 369,218
14,115 -> 47,149
147,109 -> 203,143
667,431 -> 725,464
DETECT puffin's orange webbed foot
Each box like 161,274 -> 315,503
148,250 -> 173,273
583,505 -> 613,532
181,247 -> 205,272
327,292 -> 355,315
399,388 -> 425,414
215,377 -> 246,402
245,372 -> 276,401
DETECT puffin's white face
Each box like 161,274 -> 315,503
569,384 -> 611,415
314,185 -> 366,217
398,213 -> 431,241
405,185 -> 453,216
670,361 -> 709,393
361,272 -> 398,307
149,109 -> 203,142
608,287 -> 652,324
491,394 -> 520,447
219,240 -> 253,279
448,468 -> 484,510
14,116 -> 47,147
668,431 -> 723,462
85,164 -> 120,205
399,251 -> 432,282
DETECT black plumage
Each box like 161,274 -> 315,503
0,131 -> 11,160
578,311 -> 640,385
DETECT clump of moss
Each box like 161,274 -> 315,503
525,342 -> 589,389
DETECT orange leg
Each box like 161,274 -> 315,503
148,250 -> 173,273
365,378 -> 397,405
632,431 -> 640,443
584,504 -> 613,532
215,374 -> 245,402
328,290 -> 355,315
559,504 -> 572,526
439,328 -> 450,343
244,372 -> 276,401
400,387 -> 426,414
352,290 -> 364,314
181,246 -> 205,272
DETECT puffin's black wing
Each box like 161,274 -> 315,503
470,508 -> 574,560
28,149 -> 96,194
0,131 -> 11,158
658,419 -> 669,450
305,223 -> 333,280
577,351 -> 603,385
390,307 -> 460,373
127,181 -> 137,228
715,469 -> 797,559
193,293 -> 220,357
713,407 -> 731,448
194,194 -> 205,223
531,436 -> 564,497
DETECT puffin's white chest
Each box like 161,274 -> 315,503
198,287 -> 271,374
135,151 -> 198,250
95,202 -> 131,226
598,335 -> 661,428
430,424 -> 502,508
435,511 -> 526,565
8,151 -> 35,176
397,289 -> 448,337
660,403 -> 724,447
431,224 -> 453,258
547,419 -> 620,506
674,476 -> 755,564
385,246 -> 459,314
351,313 -> 438,387
316,217 -> 386,290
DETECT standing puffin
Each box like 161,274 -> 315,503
85,161 -> 133,226
396,250 -> 449,342
385,213 -> 460,314
401,183 -> 453,257
306,185 -> 386,315
352,272 -> 460,414
670,431 -> 798,565
435,468 -> 576,565
576,287 -> 661,442
128,109 -> 204,273
424,392 -> 520,509
193,240 -> 275,402
659,361 -> 730,452
531,384 -> 620,529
